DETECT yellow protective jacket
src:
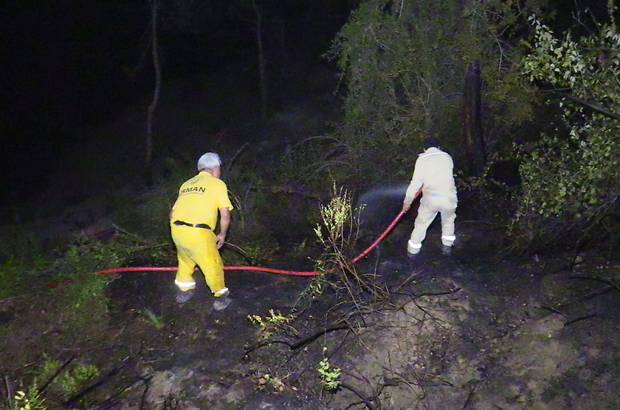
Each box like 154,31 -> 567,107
170,171 -> 234,228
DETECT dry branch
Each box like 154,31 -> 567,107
243,324 -> 354,358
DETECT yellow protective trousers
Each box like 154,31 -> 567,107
170,224 -> 227,296
407,194 -> 457,254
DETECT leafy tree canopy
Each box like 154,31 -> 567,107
328,0 -> 544,180
514,1 -> 620,249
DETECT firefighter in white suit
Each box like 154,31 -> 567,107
402,137 -> 457,257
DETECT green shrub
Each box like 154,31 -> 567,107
0,262 -> 27,300
32,354 -> 101,401
515,9 -> 620,249
13,386 -> 46,410
305,185 -> 389,306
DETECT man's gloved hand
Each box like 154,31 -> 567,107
402,202 -> 411,213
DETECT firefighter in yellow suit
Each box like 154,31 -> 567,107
170,152 -> 234,310
402,137 -> 457,257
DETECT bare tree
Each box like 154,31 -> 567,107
462,59 -> 486,177
145,0 -> 161,187
250,0 -> 268,119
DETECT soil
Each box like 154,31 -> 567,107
1,209 -> 620,410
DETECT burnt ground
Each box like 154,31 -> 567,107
1,215 -> 620,410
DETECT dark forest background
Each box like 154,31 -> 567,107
0,1 -> 355,204
1,2 -> 620,408
0,0 -> 619,254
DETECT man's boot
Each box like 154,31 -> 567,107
407,251 -> 419,259
213,296 -> 232,311
176,288 -> 195,304
213,288 -> 231,311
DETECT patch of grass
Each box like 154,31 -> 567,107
142,307 -> 164,329
13,387 -> 46,410
248,309 -> 296,340
317,348 -> 341,391
0,262 -> 27,300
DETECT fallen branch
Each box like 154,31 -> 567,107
462,382 -> 478,409
550,91 -> 620,122
88,375 -> 150,410
0,295 -> 22,306
63,357 -> 131,408
539,305 -> 569,318
3,375 -> 12,410
564,313 -> 598,327
569,274 -> 620,293
225,142 -> 249,176
555,285 -> 613,309
40,356 -> 75,393
341,382 -> 377,410
243,324 -> 353,358
290,325 -> 352,350
392,287 -> 462,301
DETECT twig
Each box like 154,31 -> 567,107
243,324 -> 353,358
4,375 -> 12,410
569,274 -> 620,293
0,295 -> 22,306
539,305 -> 569,318
392,288 -> 462,310
394,271 -> 419,293
40,356 -> 75,393
340,382 -> 377,410
289,325 -> 351,350
550,91 -> 620,122
221,242 -> 255,265
462,382 -> 479,409
242,339 -> 293,359
581,285 -> 614,300
225,142 -> 249,176
63,357 -> 131,407
564,313 -> 597,327
139,382 -> 149,410
292,135 -> 343,148
554,285 -> 612,309
89,376 -> 150,410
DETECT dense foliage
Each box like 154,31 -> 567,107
516,4 -> 620,248
328,0 -> 620,251
3,2 -> 620,408
328,0 -> 539,180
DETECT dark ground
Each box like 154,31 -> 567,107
2,209 -> 620,409
1,60 -> 619,408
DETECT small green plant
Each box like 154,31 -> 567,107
142,307 -> 164,329
0,261 -> 26,301
234,239 -> 280,267
13,387 -> 46,410
314,188 -> 351,245
248,309 -> 295,339
256,373 -> 290,391
36,354 -> 62,384
288,238 -> 311,260
317,348 -> 341,391
309,185 -> 389,305
34,354 -> 100,400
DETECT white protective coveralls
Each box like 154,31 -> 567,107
404,147 -> 458,254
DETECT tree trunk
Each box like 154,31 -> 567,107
251,0 -> 268,119
462,59 -> 486,177
145,0 -> 161,187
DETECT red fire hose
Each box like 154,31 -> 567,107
97,210 -> 406,276
45,209 -> 407,288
